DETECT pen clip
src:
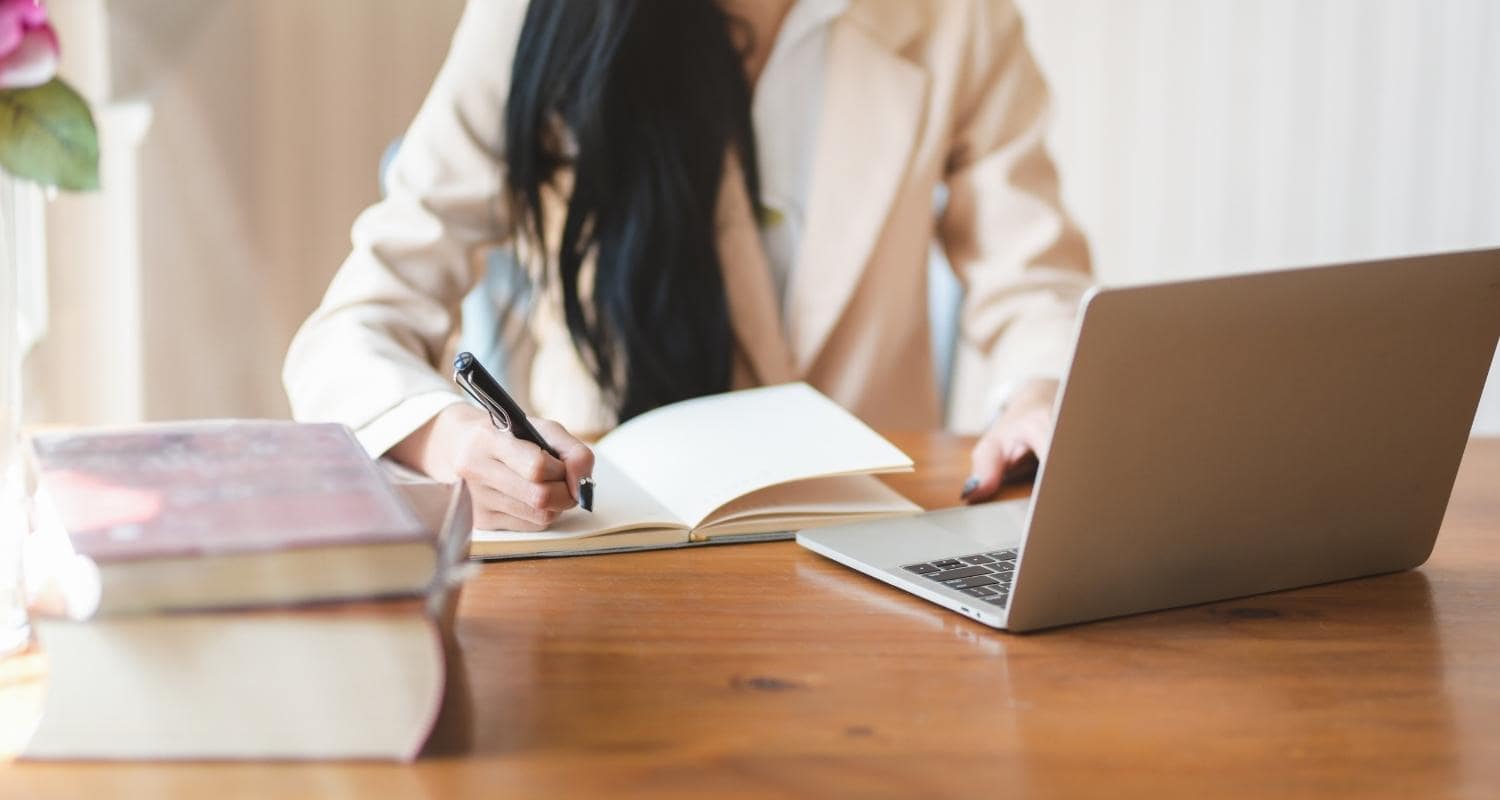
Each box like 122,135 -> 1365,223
455,369 -> 512,432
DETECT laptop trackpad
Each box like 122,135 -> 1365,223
801,500 -> 1028,569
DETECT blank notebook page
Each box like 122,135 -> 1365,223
595,383 -> 912,526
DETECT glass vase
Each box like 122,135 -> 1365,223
0,173 -> 40,655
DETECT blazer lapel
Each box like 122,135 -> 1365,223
785,11 -> 928,371
716,154 -> 796,385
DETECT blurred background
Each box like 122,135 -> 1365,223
27,0 -> 1500,432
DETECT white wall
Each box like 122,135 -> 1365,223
1016,0 -> 1500,434
41,0 -> 468,423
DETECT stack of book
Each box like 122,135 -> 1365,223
18,420 -> 470,761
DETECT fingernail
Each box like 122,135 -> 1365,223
578,477 -> 594,512
960,476 -> 979,501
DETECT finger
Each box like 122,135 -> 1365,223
1015,411 -> 1055,463
489,431 -> 566,483
470,481 -> 560,528
473,508 -> 551,533
456,453 -> 573,513
1000,447 -> 1039,484
455,444 -> 573,513
993,413 -> 1051,485
964,426 -> 1011,504
487,465 -> 577,514
530,418 -> 596,506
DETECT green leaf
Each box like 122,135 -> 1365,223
0,78 -> 100,191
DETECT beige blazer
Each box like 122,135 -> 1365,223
284,0 -> 1092,455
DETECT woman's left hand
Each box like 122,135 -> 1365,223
961,378 -> 1059,504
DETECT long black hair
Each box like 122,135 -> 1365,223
504,0 -> 760,422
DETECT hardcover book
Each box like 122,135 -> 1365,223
28,420 -> 435,613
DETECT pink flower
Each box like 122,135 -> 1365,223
0,0 -> 57,90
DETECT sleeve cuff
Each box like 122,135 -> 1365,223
354,390 -> 468,459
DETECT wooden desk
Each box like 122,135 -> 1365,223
5,434 -> 1499,798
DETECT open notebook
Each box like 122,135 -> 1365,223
470,383 -> 921,558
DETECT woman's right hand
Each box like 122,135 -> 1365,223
390,403 -> 595,531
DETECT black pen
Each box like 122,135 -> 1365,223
453,351 -> 594,512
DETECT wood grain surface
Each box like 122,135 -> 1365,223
3,433 -> 1497,799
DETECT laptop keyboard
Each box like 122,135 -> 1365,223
901,549 -> 1018,608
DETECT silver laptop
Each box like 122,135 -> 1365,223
798,248 -> 1500,632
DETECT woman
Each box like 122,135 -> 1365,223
284,0 -> 1092,531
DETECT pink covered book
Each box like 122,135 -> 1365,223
28,420 -> 436,614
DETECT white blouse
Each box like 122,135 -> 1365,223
752,0 -> 849,318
